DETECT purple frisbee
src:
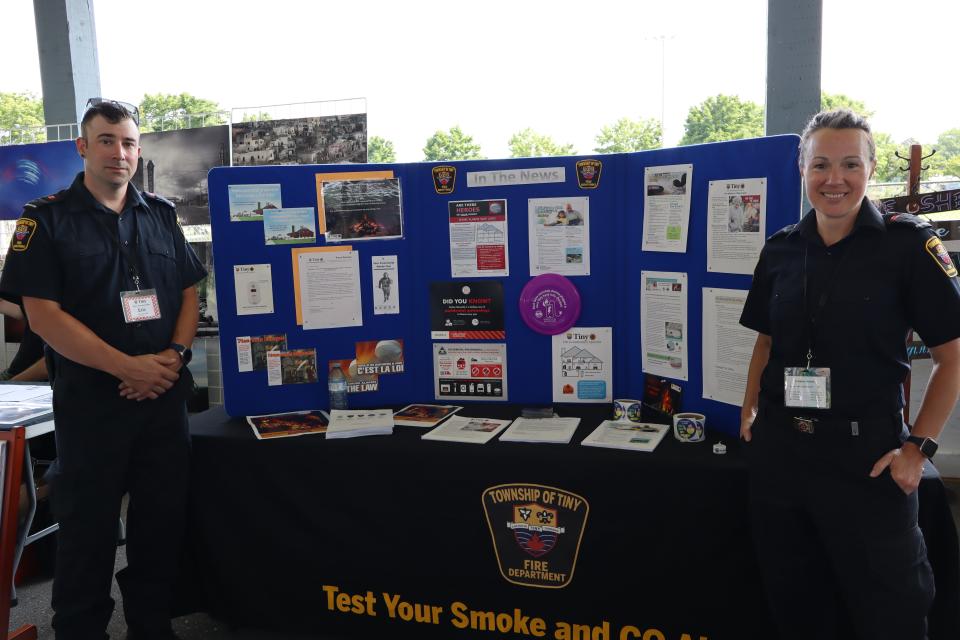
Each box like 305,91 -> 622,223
518,274 -> 582,335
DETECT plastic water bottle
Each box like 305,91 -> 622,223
328,362 -> 348,410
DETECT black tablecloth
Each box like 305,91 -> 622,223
180,406 -> 959,640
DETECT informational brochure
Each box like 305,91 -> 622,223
236,334 -> 286,372
448,199 -> 509,277
246,410 -> 329,440
233,264 -> 274,315
580,420 -> 669,452
297,250 -> 362,330
228,183 -> 281,222
422,415 -> 513,444
266,348 -> 319,386
315,170 -> 394,234
433,343 -> 507,401
321,178 -> 403,242
291,246 -> 352,324
328,358 -> 378,393
372,255 -> 400,315
263,207 -> 317,246
528,196 -> 590,276
393,404 -> 463,427
429,281 -> 505,339
641,271 -> 689,380
499,417 -> 581,444
702,288 -> 757,406
326,408 -> 394,439
707,178 -> 767,274
642,164 -> 693,252
551,327 -> 612,403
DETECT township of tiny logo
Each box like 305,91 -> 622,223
576,159 -> 602,189
432,165 -> 457,194
482,483 -> 589,589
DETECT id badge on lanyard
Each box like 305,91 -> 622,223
121,288 -> 161,323
784,364 -> 831,409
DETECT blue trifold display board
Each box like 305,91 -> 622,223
209,134 -> 801,434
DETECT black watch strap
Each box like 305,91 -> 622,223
169,343 -> 192,366
905,435 -> 938,460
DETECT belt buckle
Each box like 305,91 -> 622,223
792,416 -> 816,435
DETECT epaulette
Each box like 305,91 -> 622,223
883,212 -> 931,230
142,191 -> 176,209
768,224 -> 796,241
22,191 -> 66,210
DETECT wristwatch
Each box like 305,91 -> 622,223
169,343 -> 193,366
905,435 -> 938,460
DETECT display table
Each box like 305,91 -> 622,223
182,406 -> 958,640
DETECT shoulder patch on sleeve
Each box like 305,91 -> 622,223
884,212 -> 932,230
142,191 -> 176,209
768,224 -> 796,241
10,218 -> 38,252
23,192 -> 64,210
924,236 -> 957,277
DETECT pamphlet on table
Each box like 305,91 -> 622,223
580,420 -> 669,452
498,417 -> 581,444
393,404 -> 462,427
326,408 -> 394,439
421,415 -> 513,444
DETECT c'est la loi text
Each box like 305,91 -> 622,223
321,585 -> 707,640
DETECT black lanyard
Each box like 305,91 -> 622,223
801,236 -> 857,368
91,206 -> 143,291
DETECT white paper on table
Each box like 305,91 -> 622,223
421,415 -> 513,444
580,420 -> 670,452
640,271 -> 688,381
0,384 -> 52,403
298,250 -> 362,330
326,408 -> 395,438
702,288 -> 757,406
372,255 -> 400,315
551,327 -> 613,403
642,164 -> 693,252
706,178 -> 767,274
528,196 -> 590,276
498,417 -> 581,444
234,264 -> 274,315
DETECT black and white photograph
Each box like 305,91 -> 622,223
231,114 -> 367,166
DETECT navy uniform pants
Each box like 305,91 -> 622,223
48,369 -> 190,640
747,402 -> 935,640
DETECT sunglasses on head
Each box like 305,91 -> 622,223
84,97 -> 140,125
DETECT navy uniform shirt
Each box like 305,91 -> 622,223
740,197 -> 960,417
0,172 -> 206,386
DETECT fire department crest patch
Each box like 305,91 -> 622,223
11,218 -> 37,252
482,483 -> 588,589
432,165 -> 456,195
925,236 -> 957,277
576,159 -> 602,189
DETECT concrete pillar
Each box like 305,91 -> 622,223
766,0 -> 822,136
33,0 -> 101,140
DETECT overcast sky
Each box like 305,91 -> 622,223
2,0 -> 957,162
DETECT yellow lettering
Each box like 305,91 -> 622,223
382,592 -> 401,618
321,585 -> 338,610
335,592 -> 351,612
471,609 -> 497,630
619,625 -> 642,640
643,630 -> 665,640
450,601 -> 469,629
531,617 -> 547,637
555,621 -> 571,640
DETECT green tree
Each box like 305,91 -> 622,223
368,135 -> 396,163
138,92 -> 225,132
594,117 -> 662,153
679,94 -> 764,146
507,128 -> 576,158
873,132 -> 904,183
240,111 -> 272,123
423,126 -> 484,161
820,92 -> 873,117
0,91 -> 45,143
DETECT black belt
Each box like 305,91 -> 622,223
760,401 -> 900,438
